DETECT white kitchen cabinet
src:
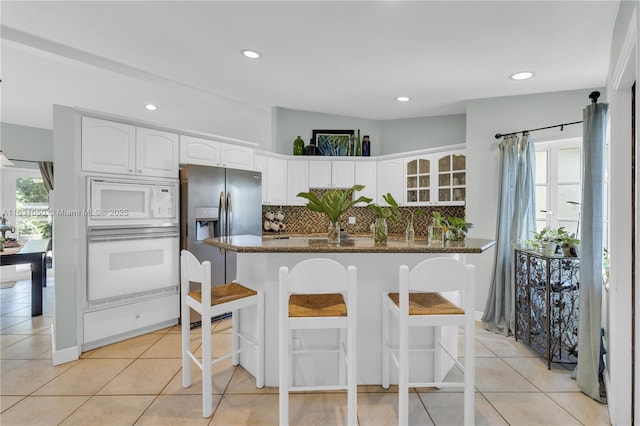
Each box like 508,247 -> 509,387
308,160 -> 332,188
354,161 -> 376,205
377,158 -> 404,205
403,149 -> 466,206
82,116 -> 178,178
287,160 -> 309,205
179,135 -> 221,166
434,150 -> 466,205
135,127 -> 179,178
331,161 -> 355,188
308,160 -> 354,189
83,293 -> 179,345
221,144 -> 254,170
180,135 -> 254,170
264,156 -> 288,205
82,116 -> 136,175
254,153 -> 268,203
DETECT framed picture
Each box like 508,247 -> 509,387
312,129 -> 354,156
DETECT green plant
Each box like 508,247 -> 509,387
431,211 -> 445,226
406,209 -> 425,225
297,185 -> 372,224
444,215 -> 473,232
367,193 -> 401,223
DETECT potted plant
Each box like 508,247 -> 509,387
444,215 -> 473,242
405,209 -> 425,244
428,211 -> 445,246
367,193 -> 401,246
297,185 -> 372,244
530,226 -> 579,257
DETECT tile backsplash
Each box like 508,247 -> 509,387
262,204 -> 465,236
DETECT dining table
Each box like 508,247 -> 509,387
0,238 -> 51,316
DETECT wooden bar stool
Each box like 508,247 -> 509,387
382,257 -> 475,425
180,249 -> 264,418
278,258 -> 357,426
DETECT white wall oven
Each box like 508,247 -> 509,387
85,176 -> 179,309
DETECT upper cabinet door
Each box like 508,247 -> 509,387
435,150 -> 466,205
135,127 -> 179,178
354,161 -> 376,206
308,160 -> 332,188
221,144 -> 254,170
331,161 -> 355,188
404,156 -> 432,205
179,135 -> 221,166
82,117 -> 136,175
287,160 -> 309,205
377,158 -> 403,205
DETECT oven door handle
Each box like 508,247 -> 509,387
88,232 -> 179,243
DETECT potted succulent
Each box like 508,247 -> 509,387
367,193 -> 401,246
297,185 -> 372,244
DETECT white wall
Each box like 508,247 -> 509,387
465,89 -> 600,312
606,1 -> 637,424
1,122 -> 53,164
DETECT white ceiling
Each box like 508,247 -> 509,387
0,1 -> 620,133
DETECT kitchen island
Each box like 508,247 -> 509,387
204,235 -> 494,386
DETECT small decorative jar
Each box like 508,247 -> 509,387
362,135 -> 370,156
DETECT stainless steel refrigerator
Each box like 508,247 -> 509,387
179,164 -> 262,292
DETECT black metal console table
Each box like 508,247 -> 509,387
514,248 -> 579,369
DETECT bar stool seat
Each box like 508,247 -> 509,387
279,258 -> 357,426
180,250 -> 264,418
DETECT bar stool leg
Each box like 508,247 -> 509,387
381,292 -> 390,389
256,291 -> 265,388
202,310 -> 213,418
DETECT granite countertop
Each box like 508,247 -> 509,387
203,234 -> 495,254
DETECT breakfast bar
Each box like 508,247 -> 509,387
204,235 -> 495,386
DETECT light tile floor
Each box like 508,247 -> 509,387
1,278 -> 611,425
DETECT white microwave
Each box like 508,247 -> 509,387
87,177 -> 178,228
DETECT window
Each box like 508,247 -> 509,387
534,138 -> 582,235
1,168 -> 51,241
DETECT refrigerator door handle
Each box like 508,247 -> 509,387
226,191 -> 232,236
218,191 -> 226,237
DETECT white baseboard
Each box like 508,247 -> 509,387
50,325 -> 79,366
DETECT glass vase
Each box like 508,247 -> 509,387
405,222 -> 415,245
327,221 -> 340,244
374,218 -> 388,246
428,224 -> 444,246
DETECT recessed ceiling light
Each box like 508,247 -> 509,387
509,71 -> 535,81
396,96 -> 410,102
242,49 -> 261,59
145,104 -> 158,111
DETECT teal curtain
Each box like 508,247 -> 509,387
482,134 -> 536,335
575,102 -> 608,402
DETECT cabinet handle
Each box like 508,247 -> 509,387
135,314 -> 140,319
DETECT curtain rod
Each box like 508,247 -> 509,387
494,90 -> 600,139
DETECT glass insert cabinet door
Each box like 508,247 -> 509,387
404,151 -> 466,205
437,152 -> 466,204
405,158 -> 431,204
